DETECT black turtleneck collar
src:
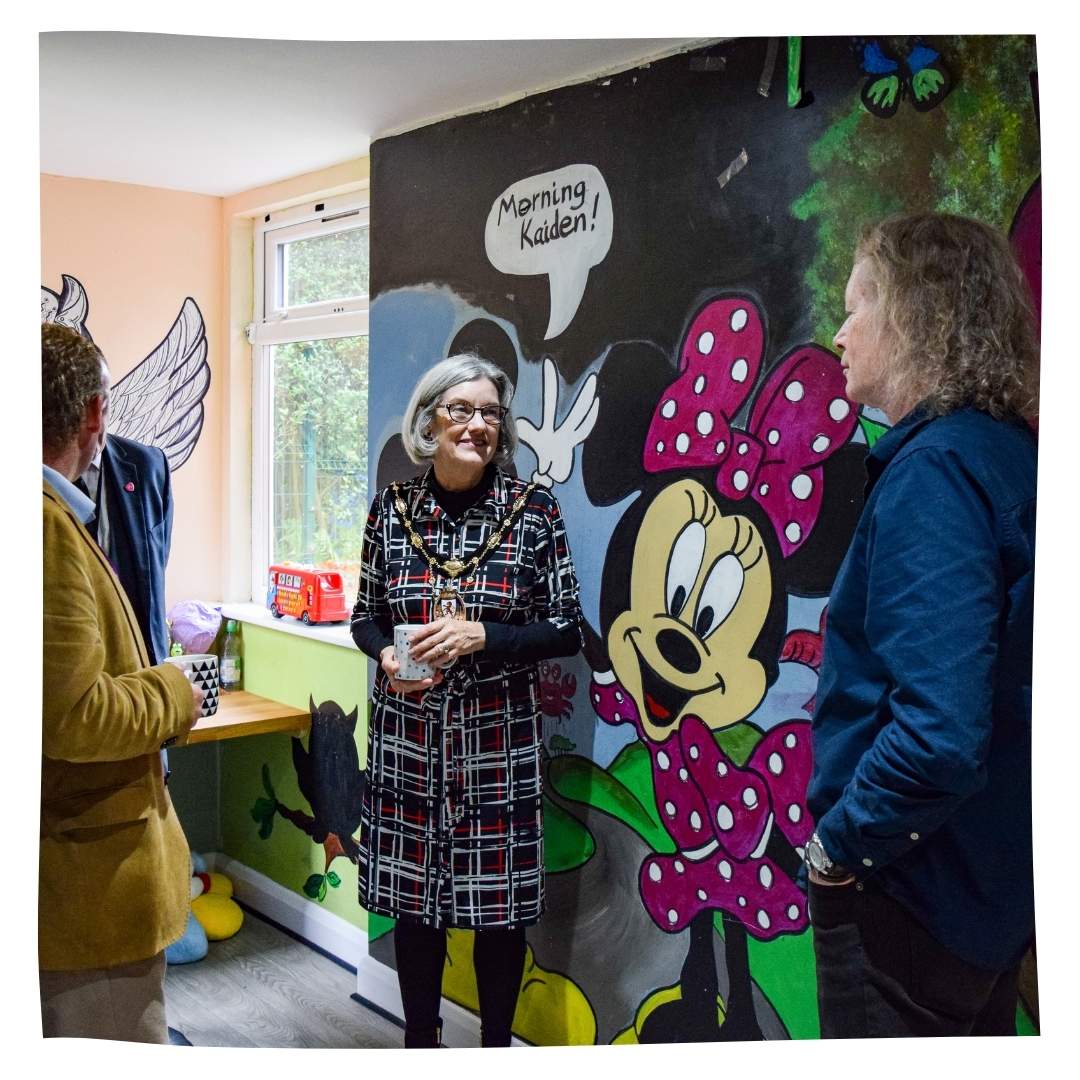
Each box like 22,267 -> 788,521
429,463 -> 496,522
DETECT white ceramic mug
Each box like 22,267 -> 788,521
164,652 -> 220,717
393,625 -> 435,681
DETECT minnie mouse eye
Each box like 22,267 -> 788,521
694,553 -> 744,639
666,522 -> 706,621
671,585 -> 688,619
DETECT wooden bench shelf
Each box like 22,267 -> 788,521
178,690 -> 311,745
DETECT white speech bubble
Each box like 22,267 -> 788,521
485,164 -> 613,340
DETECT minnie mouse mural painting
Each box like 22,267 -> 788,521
580,292 -> 866,1040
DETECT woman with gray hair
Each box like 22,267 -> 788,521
805,212 -> 1039,1037
351,353 -> 583,1047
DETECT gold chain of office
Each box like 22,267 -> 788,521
390,480 -> 538,580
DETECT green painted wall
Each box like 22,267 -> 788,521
219,622 -> 370,930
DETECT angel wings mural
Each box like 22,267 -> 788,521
41,274 -> 210,470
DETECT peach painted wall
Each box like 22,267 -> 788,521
40,174 -> 225,609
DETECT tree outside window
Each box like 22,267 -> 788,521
256,201 -> 370,607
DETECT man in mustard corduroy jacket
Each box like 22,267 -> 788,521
40,323 -> 201,1042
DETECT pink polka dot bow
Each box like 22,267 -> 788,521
643,295 -> 858,557
590,676 -> 815,942
636,716 -> 814,940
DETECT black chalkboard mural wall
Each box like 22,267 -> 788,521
364,36 -> 1041,1043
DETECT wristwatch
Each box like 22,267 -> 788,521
805,831 -> 850,880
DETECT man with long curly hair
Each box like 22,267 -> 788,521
804,212 -> 1039,1037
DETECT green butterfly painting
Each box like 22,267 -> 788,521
859,39 -> 953,119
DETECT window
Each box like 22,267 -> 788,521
251,193 -> 370,606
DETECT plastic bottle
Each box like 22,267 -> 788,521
220,619 -> 243,692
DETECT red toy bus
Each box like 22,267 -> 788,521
267,565 -> 349,625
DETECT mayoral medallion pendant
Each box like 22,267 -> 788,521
435,582 -> 467,621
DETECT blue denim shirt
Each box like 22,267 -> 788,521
808,405 -> 1036,971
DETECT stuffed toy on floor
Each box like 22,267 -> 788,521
165,853 -> 244,965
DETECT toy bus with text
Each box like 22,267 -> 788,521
267,565 -> 349,625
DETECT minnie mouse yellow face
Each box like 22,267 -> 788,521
609,478 -> 771,743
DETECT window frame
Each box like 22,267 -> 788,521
250,191 -> 370,604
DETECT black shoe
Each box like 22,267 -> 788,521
404,1018 -> 443,1048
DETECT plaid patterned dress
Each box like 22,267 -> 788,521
354,467 -> 582,928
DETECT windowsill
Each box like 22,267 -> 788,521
220,602 -> 357,651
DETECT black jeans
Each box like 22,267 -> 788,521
394,919 -> 528,1047
809,878 -> 1020,1038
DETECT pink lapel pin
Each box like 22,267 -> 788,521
124,482 -> 135,492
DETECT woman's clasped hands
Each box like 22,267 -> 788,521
380,616 -> 487,695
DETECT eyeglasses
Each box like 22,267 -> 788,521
441,401 -> 508,426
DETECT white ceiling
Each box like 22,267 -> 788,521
39,33 -> 703,197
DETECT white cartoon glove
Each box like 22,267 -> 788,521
516,356 -> 599,488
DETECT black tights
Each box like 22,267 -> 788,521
394,919 -> 528,1047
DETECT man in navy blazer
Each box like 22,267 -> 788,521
82,430 -> 173,665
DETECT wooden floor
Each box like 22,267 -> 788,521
165,912 -> 404,1048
